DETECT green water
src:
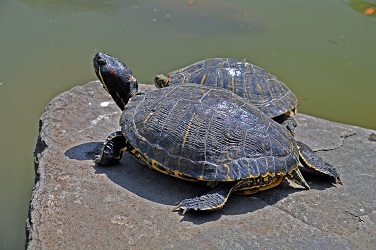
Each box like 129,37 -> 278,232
0,0 -> 375,248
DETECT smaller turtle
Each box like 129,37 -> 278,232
93,52 -> 342,213
155,58 -> 298,133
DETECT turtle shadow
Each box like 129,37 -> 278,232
65,142 -> 339,224
64,142 -> 198,207
299,167 -> 340,191
64,141 -> 102,161
92,153 -> 214,208
93,157 -> 294,224
91,154 -> 325,224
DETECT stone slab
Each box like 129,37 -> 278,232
26,81 -> 376,249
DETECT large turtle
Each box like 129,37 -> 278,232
155,58 -> 298,132
93,52 -> 342,213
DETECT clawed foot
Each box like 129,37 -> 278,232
172,184 -> 233,214
95,131 -> 126,166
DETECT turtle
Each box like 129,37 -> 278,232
155,58 -> 298,133
93,52 -> 342,213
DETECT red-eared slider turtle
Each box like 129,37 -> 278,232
155,58 -> 298,132
93,52 -> 342,213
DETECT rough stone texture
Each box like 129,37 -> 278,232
27,81 -> 376,249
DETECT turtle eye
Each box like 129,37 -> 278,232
97,58 -> 106,65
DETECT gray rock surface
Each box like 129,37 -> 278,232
26,81 -> 376,249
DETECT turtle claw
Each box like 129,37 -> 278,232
336,177 -> 343,185
172,198 -> 202,213
172,204 -> 188,214
172,200 -> 198,214
94,154 -> 101,162
182,207 -> 188,215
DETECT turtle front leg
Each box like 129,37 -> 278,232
297,141 -> 343,184
173,183 -> 235,214
95,131 -> 127,165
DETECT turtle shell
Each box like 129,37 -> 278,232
121,84 -> 299,182
165,58 -> 298,118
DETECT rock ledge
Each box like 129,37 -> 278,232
26,81 -> 376,249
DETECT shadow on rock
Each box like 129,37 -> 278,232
94,155 -> 294,223
90,152 -> 304,222
299,167 -> 340,191
65,142 -> 340,223
65,141 -> 103,161
93,152 -> 210,206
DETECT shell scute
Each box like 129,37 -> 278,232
121,84 -> 298,181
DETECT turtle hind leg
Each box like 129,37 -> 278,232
173,183 -> 235,214
297,141 -> 342,184
95,131 -> 127,166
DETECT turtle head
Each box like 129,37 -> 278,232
93,52 -> 138,110
154,74 -> 170,89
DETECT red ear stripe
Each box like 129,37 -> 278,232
108,67 -> 119,78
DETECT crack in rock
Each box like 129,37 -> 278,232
316,131 -> 357,152
295,114 -> 357,152
345,210 -> 365,224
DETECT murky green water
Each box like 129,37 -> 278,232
1,0 -> 375,248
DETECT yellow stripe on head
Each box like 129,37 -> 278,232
98,65 -> 109,93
